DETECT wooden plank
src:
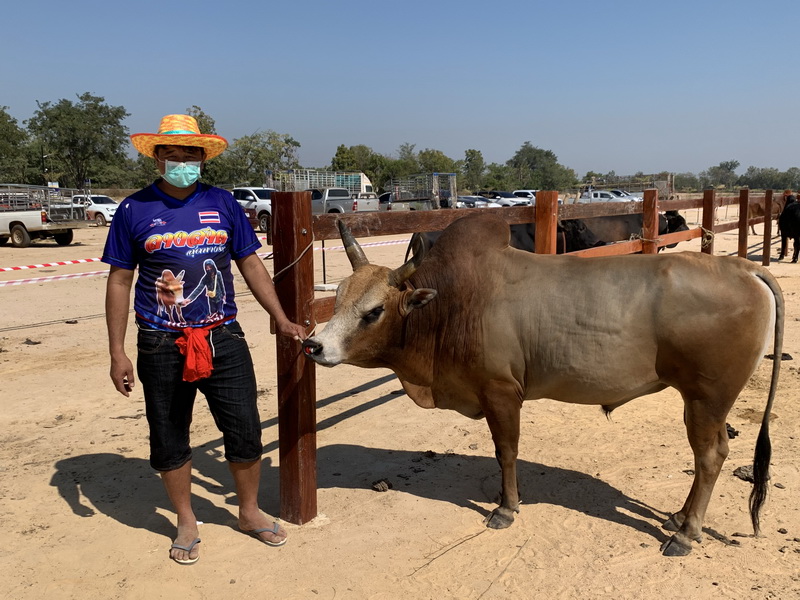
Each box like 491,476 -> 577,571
535,191 -> 559,254
763,189 -> 773,266
738,189 -> 749,258
313,296 -> 336,324
272,191 -> 318,525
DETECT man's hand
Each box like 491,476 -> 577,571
110,354 -> 136,397
277,320 -> 307,341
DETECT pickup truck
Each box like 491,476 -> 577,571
0,186 -> 87,247
577,190 -> 626,203
310,187 -> 379,213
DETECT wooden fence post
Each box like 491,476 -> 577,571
701,189 -> 716,255
534,191 -> 559,254
271,191 -> 318,525
763,189 -> 773,266
738,188 -> 749,259
642,189 -> 659,254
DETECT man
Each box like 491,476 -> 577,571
103,114 -> 306,565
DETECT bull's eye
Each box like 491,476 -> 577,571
362,306 -> 384,325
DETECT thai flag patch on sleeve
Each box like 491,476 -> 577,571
198,211 -> 221,224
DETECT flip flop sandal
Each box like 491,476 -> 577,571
170,537 -> 201,564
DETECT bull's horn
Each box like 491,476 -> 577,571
337,220 -> 369,270
388,256 -> 419,288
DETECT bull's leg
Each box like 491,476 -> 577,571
792,238 -> 800,263
778,234 -> 788,260
480,381 -> 522,529
661,400 -> 731,556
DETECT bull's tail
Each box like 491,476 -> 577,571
750,270 -> 784,535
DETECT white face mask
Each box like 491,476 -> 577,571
161,160 -> 202,188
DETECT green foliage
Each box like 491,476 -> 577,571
417,148 -> 457,174
213,130 -> 301,187
26,92 -> 129,189
462,149 -> 485,191
700,159 -> 740,189
505,142 -> 577,190
186,105 -> 218,135
331,144 -> 358,171
0,107 -> 28,182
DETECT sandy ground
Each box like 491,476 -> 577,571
1,212 -> 799,600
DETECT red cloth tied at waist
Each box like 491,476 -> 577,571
174,323 -> 219,382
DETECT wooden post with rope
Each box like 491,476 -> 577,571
271,191 -> 318,524
642,189 -> 659,254
701,189 -> 716,255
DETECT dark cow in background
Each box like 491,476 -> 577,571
304,213 -> 783,556
407,220 -> 605,261
778,195 -> 800,262
580,210 -> 688,249
407,211 -> 688,261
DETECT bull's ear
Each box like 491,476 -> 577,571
400,288 -> 437,316
176,270 -> 185,281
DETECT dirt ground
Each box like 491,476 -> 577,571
1,212 -> 799,600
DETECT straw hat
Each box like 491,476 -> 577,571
130,114 -> 228,160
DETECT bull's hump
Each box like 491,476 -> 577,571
434,213 -> 511,254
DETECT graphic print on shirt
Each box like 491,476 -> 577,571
183,259 -> 226,321
155,269 -> 187,324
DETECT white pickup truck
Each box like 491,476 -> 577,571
0,186 -> 87,247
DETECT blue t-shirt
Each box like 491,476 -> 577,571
102,182 -> 260,330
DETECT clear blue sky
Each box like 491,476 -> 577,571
3,0 -> 798,177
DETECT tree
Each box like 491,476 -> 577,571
26,93 -> 129,188
701,160 -> 740,190
506,142 -> 576,190
215,130 -> 301,186
186,105 -> 218,135
417,148 -> 457,174
331,144 -> 357,171
0,107 -> 28,182
462,149 -> 485,191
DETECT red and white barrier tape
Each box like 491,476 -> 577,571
0,257 -> 105,272
0,238 -> 410,285
0,270 -> 109,287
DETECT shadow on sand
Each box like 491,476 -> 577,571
51,374 -> 677,546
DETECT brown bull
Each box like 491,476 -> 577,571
303,213 -> 783,556
748,194 -> 788,235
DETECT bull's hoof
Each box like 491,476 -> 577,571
660,534 -> 694,557
485,507 -> 515,529
662,515 -> 682,532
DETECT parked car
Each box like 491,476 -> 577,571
609,189 -> 643,201
577,190 -> 622,203
232,187 -> 277,232
512,190 -> 537,201
479,190 -> 530,207
456,195 -> 501,209
378,191 -> 436,211
72,194 -> 118,226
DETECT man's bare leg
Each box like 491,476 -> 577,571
161,460 -> 200,562
230,458 -> 287,545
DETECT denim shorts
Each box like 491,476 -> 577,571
137,321 -> 262,471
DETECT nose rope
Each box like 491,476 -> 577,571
272,236 -> 316,284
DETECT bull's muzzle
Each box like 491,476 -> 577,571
302,339 -> 324,359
